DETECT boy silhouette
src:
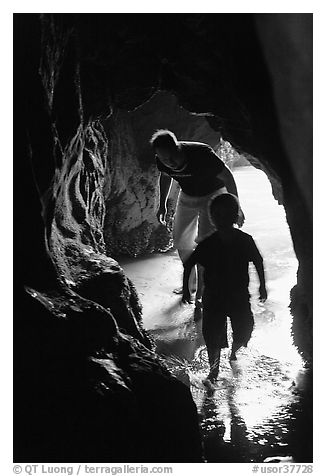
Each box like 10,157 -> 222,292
182,193 -> 267,381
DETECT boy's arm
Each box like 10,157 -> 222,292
252,253 -> 267,302
249,236 -> 267,302
182,253 -> 197,304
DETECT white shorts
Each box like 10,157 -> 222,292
173,187 -> 227,251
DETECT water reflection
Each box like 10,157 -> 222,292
200,375 -> 251,462
157,305 -> 306,462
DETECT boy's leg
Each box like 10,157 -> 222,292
230,342 -> 242,361
202,298 -> 228,378
207,348 -> 221,380
229,299 -> 254,360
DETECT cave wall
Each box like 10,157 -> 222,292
14,12 -> 312,461
14,13 -> 204,462
255,14 -> 313,360
102,108 -> 169,257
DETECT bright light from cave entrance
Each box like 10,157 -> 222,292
190,162 -> 304,438
215,163 -> 303,434
233,164 -> 301,365
126,157 -> 304,446
128,159 -> 303,371
123,152 -> 305,439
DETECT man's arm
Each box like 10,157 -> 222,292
217,164 -> 239,196
217,165 -> 245,227
157,172 -> 173,225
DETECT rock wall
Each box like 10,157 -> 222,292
14,13 -> 203,462
16,286 -> 202,462
102,108 -> 169,257
255,14 -> 312,361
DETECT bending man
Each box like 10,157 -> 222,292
150,129 -> 244,306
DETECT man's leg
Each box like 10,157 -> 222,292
177,249 -> 197,293
195,265 -> 204,304
173,193 -> 200,294
195,188 -> 228,303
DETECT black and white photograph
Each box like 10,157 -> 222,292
10,5 -> 315,473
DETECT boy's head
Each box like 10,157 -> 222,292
209,193 -> 240,228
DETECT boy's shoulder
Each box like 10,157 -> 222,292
195,232 -> 219,251
200,229 -> 253,241
234,228 -> 256,245
202,231 -> 220,243
234,228 -> 253,240
197,229 -> 255,248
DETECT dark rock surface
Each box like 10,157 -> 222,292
14,12 -> 205,463
14,13 -> 312,462
15,288 -> 202,462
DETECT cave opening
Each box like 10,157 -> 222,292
109,90 -> 299,365
121,157 -> 301,363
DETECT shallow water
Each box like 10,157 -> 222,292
122,166 -> 312,462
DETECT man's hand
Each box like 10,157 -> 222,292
156,206 -> 167,226
259,284 -> 267,302
237,208 -> 245,228
182,288 -> 193,304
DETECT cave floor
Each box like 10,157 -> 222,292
121,167 -> 312,462
122,248 -> 309,462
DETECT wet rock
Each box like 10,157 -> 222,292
76,255 -> 153,348
290,285 -> 312,362
15,289 -> 203,462
264,456 -> 295,463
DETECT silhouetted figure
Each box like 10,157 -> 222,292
150,129 -> 244,306
182,193 -> 267,382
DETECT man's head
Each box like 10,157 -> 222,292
150,129 -> 180,168
209,193 -> 240,228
